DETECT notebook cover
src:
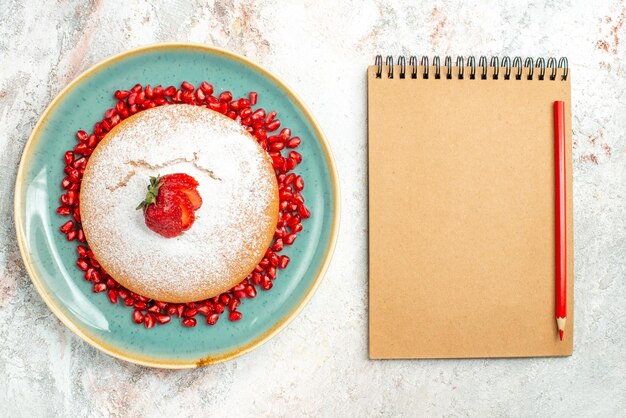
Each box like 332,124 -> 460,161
368,64 -> 573,358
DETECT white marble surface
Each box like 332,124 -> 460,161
1,0 -> 625,416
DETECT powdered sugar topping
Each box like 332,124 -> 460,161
80,105 -> 278,302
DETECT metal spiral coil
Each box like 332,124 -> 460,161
374,54 -> 569,81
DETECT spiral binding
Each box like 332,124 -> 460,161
374,55 -> 569,81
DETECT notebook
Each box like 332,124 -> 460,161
368,55 -> 573,359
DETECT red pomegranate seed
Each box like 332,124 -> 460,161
164,86 -> 176,96
145,85 -> 154,99
267,266 -> 276,279
287,137 -> 301,148
266,120 -> 281,132
298,205 -> 311,219
207,313 -> 219,325
278,255 -> 290,269
200,81 -> 213,95
77,229 -> 85,242
228,298 -> 240,311
245,285 -> 257,298
144,313 -> 156,329
76,258 -> 89,271
218,91 -> 232,102
294,176 -> 304,191
60,220 -> 74,233
132,309 -> 144,324
76,130 -> 88,142
155,301 -> 168,309
214,303 -> 225,314
93,283 -> 106,293
272,238 -> 284,252
64,151 -> 74,165
147,305 -> 161,313
284,233 -> 297,245
195,88 -> 205,101
184,308 -> 198,318
56,205 -> 71,216
269,141 -> 285,151
114,90 -> 130,99
117,289 -> 129,299
181,81 -> 194,91
249,91 -> 258,105
153,85 -> 163,96
156,314 -> 171,324
251,109 -> 265,121
229,311 -> 243,321
104,108 -> 116,119
108,290 -> 118,304
124,297 -> 135,307
182,318 -> 197,327
196,305 -> 212,315
219,294 -> 230,305
74,143 -> 88,155
134,301 -> 147,309
166,305 -> 177,316
131,83 -> 142,93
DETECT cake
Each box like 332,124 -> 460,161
80,104 -> 279,303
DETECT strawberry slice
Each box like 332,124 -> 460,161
177,188 -> 202,210
137,174 -> 203,238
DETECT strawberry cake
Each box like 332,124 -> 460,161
79,104 -> 279,303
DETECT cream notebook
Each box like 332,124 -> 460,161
368,55 -> 573,358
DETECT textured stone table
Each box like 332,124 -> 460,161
1,1 -> 624,416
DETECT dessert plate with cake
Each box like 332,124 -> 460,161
14,44 -> 339,368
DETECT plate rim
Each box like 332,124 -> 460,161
13,42 -> 340,368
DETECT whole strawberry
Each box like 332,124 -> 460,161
136,174 -> 203,238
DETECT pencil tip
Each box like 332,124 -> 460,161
559,329 -> 564,341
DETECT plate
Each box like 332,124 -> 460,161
14,43 -> 339,368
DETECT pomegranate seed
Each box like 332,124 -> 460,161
184,308 -> 198,318
269,141 -> 285,151
117,289 -> 129,299
219,294 -> 230,305
104,108 -> 117,119
156,314 -> 171,324
144,313 -> 156,329
196,305 -> 212,315
278,255 -> 290,269
114,90 -> 130,99
145,85 -> 154,99
124,297 -> 135,307
287,137 -> 301,148
181,81 -> 194,91
132,309 -> 144,324
245,285 -> 257,298
147,305 -> 161,313
251,109 -> 265,121
294,176 -> 304,191
134,301 -> 147,309
93,283 -> 106,293
229,311 -> 243,321
266,120 -> 281,132
64,151 -> 74,165
249,91 -> 258,105
200,81 -> 213,95
233,290 -> 246,299
218,91 -> 232,102
207,313 -> 219,325
267,266 -> 277,279
298,205 -> 311,219
131,83 -> 142,93
182,318 -> 197,327
108,290 -> 118,304
77,229 -> 85,242
272,238 -> 284,252
164,86 -> 176,96
56,205 -> 71,216
60,220 -> 74,233
195,88 -> 206,101
76,130 -> 88,142
76,258 -> 89,271
214,303 -> 225,314
166,305 -> 178,316
155,301 -> 168,309
228,298 -> 240,311
74,143 -> 88,155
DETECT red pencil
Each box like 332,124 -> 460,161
554,101 -> 567,341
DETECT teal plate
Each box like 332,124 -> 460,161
14,44 -> 339,368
